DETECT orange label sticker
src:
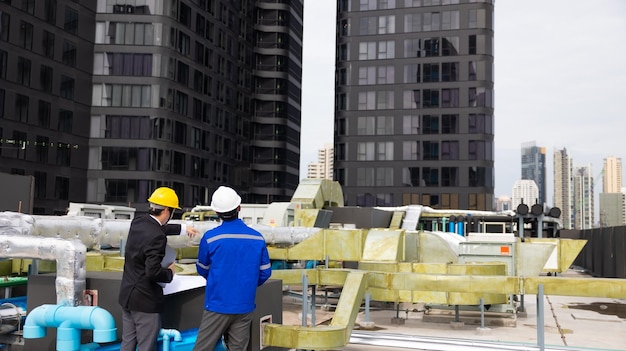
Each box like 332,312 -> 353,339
500,246 -> 510,255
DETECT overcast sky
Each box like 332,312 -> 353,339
299,1 -> 626,204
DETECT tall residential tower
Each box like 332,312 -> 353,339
553,148 -> 572,229
334,0 -> 495,209
521,141 -> 547,207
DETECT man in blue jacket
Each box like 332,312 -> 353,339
193,186 -> 272,351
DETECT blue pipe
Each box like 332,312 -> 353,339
160,328 -> 182,351
23,304 -> 117,351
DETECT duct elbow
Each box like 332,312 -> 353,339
86,307 -> 117,343
23,304 -> 56,339
22,305 -> 117,343
160,328 -> 182,342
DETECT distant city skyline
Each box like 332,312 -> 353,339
299,1 -> 626,209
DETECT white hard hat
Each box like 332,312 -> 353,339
211,186 -> 242,213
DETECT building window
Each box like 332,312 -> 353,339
403,115 -> 419,134
22,0 -> 35,14
58,109 -> 73,133
468,140 -> 485,160
0,49 -> 6,79
441,141 -> 459,160
40,65 -> 53,92
378,15 -> 395,34
0,89 -> 4,119
404,38 -> 420,58
64,7 -> 78,34
377,40 -> 395,59
179,3 -> 191,27
441,167 -> 458,187
358,91 -> 376,110
34,171 -> 47,198
376,91 -> 394,109
55,176 -> 69,201
17,57 -> 31,86
441,11 -> 459,30
422,167 -> 439,186
468,113 -> 486,133
45,0 -> 57,24
15,94 -> 29,122
103,22 -> 154,45
442,114 -> 458,134
38,101 -> 51,127
60,75 -> 75,100
404,13 -> 421,32
105,115 -> 152,139
19,21 -> 33,50
13,130 -> 27,160
56,142 -> 71,166
441,88 -> 459,107
0,12 -> 9,42
422,141 -> 439,160
423,63 -> 439,82
357,142 -> 375,161
424,38 -> 439,57
35,136 -> 49,164
403,63 -> 419,83
469,167 -> 486,187
43,31 -> 55,58
62,40 -> 76,67
402,141 -> 419,160
441,62 -> 458,81
422,115 -> 439,134
422,89 -> 439,108
469,35 -> 476,55
359,42 -> 376,60
442,36 -> 459,56
96,53 -> 152,76
377,141 -> 393,160
468,61 -> 477,80
402,167 -> 420,187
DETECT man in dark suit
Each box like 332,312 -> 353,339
118,187 -> 197,351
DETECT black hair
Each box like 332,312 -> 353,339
149,207 -> 171,216
217,208 -> 239,221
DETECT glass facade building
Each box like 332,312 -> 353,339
334,0 -> 494,210
0,0 -> 303,214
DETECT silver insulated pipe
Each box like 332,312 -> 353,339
0,212 -> 86,306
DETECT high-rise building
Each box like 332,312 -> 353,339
0,0 -> 303,214
0,1 -> 96,214
334,0 -> 495,209
553,148 -> 573,229
599,156 -> 624,226
511,179 -> 539,210
602,156 -> 622,193
307,143 -> 334,180
521,141 -> 546,207
495,195 -> 512,212
599,192 -> 625,227
572,165 -> 594,229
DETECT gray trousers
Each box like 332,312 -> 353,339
120,309 -> 161,351
193,310 -> 252,351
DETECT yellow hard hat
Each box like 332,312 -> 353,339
147,187 -> 181,209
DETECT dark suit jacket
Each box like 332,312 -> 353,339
118,215 -> 181,313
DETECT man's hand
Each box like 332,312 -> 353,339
168,262 -> 177,275
186,226 -> 199,238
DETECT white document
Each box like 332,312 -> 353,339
158,245 -> 178,288
162,245 -> 177,267
163,275 -> 206,295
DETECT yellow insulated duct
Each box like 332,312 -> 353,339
265,268 -> 626,350
263,271 -> 367,350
